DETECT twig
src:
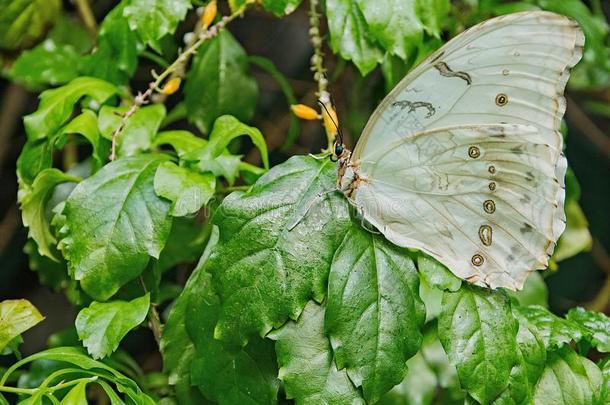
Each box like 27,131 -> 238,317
0,83 -> 29,169
139,275 -> 163,346
73,0 -> 98,38
586,239 -> 610,312
109,6 -> 248,161
566,97 -> 610,160
308,0 -> 327,98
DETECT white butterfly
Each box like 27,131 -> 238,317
333,11 -> 584,290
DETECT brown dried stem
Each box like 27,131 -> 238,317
308,0 -> 327,98
109,6 -> 247,161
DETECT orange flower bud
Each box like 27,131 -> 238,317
162,77 -> 182,95
202,0 -> 217,29
290,104 -> 319,120
321,103 -> 339,137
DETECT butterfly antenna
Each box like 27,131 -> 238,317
317,100 -> 343,144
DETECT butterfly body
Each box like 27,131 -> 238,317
336,11 -> 584,290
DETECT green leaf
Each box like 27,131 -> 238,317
438,286 -> 519,404
416,0 -> 450,38
183,230 -> 280,403
76,294 -> 150,360
508,272 -> 549,308
493,310 -> 547,404
154,162 -> 216,217
566,307 -> 610,353
58,155 -> 172,301
123,0 -> 191,48
83,4 -> 138,84
24,77 -> 117,142
325,226 -> 425,403
514,305 -> 584,351
153,217 -> 208,275
269,301 -> 364,404
8,15 -> 90,89
0,300 -> 44,353
378,351 -> 436,405
185,31 -> 258,133
200,153 -> 243,184
0,0 -> 61,50
206,156 -> 350,346
20,169 -> 80,261
99,104 -> 166,158
17,110 -> 104,186
59,380 -> 88,405
417,254 -> 461,292
532,347 -> 604,405
355,0 -> 423,59
153,130 -> 207,158
161,228 -> 219,404
61,110 -> 107,171
260,0 -> 303,16
23,240 -> 70,293
9,40 -> 81,89
379,325 -> 464,405
325,0 -> 383,75
0,347 -> 155,404
194,115 -> 269,170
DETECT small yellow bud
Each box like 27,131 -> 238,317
162,77 -> 182,95
202,0 -> 217,29
291,104 -> 319,120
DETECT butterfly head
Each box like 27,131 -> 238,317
317,95 -> 350,162
330,137 -> 350,162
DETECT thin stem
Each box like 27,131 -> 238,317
141,50 -> 171,69
109,6 -> 248,161
308,0 -> 327,98
139,276 -> 163,346
74,0 -> 98,38
0,376 -> 97,395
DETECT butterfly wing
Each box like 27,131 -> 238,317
349,11 -> 584,290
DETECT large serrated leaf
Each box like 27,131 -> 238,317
566,307 -> 610,353
184,231 -> 279,404
492,311 -> 547,404
532,347 -> 604,405
123,0 -> 191,48
59,155 -> 172,301
325,225 -> 425,403
269,301 -> 364,404
438,286 -> 519,404
206,156 -> 350,347
161,228 -> 219,404
325,0 -> 383,75
76,294 -> 150,359
514,305 -> 584,351
355,0 -> 423,59
185,31 -> 258,134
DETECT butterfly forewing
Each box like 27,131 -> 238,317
347,11 -> 584,290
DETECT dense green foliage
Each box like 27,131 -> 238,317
1,0 -> 609,404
